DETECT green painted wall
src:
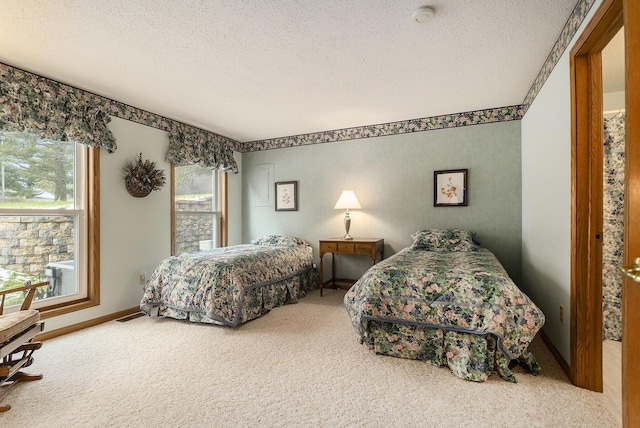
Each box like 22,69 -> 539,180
242,120 -> 522,284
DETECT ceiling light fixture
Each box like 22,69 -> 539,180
412,6 -> 435,24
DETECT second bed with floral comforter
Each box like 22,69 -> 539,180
141,235 -> 318,326
344,229 -> 545,382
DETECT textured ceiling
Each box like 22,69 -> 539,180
0,0 -> 580,143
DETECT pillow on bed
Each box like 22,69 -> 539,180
410,228 -> 478,252
251,235 -> 309,247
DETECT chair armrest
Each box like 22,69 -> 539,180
0,282 -> 49,315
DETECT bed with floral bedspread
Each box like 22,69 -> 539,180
344,229 -> 545,382
140,235 -> 318,326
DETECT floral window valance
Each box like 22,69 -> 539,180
167,125 -> 239,173
1,63 -> 240,168
0,64 -> 117,152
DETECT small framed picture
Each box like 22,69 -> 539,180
434,169 -> 468,206
275,181 -> 298,211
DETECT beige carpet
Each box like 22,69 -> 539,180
2,289 -> 618,427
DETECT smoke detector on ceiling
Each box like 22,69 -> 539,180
412,6 -> 435,24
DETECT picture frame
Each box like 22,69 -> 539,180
275,181 -> 298,211
434,169 -> 468,206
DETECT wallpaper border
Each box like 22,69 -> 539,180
522,0 -> 596,111
241,106 -> 524,152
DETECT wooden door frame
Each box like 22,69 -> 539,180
570,0 -> 622,393
571,0 -> 640,425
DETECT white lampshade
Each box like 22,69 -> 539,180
334,190 -> 361,210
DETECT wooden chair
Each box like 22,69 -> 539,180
0,282 -> 47,412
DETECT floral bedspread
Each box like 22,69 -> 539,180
344,247 -> 545,381
140,244 -> 316,326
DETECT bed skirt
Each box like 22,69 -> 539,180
366,320 -> 540,383
144,267 -> 319,326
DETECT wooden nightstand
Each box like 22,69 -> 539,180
319,238 -> 384,296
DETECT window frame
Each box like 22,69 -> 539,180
170,164 -> 228,256
0,143 -> 100,319
0,137 -> 99,317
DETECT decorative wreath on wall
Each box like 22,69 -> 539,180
123,153 -> 166,198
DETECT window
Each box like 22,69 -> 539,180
0,131 -> 98,314
172,164 -> 226,255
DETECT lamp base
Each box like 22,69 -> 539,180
342,213 -> 353,240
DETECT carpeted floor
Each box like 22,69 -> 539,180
1,289 -> 618,427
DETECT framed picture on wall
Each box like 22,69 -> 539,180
434,169 -> 467,206
275,181 -> 298,211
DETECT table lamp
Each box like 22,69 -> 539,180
334,190 -> 361,240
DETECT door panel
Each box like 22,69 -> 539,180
622,0 -> 640,425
